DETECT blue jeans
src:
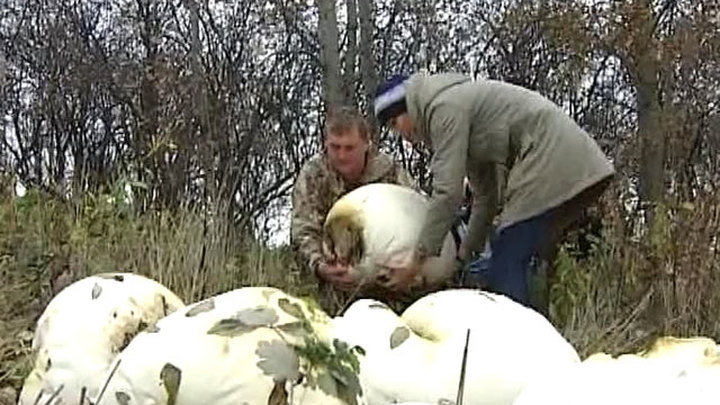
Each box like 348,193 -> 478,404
485,210 -> 553,307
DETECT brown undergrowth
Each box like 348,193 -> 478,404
550,182 -> 720,357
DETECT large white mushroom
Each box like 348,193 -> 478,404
331,288 -> 581,405
512,336 -> 720,405
323,183 -> 458,291
97,286 -> 365,405
18,272 -> 185,405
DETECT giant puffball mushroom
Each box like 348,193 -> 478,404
323,183 -> 457,290
394,403 -> 451,405
18,273 -> 185,405
636,335 -> 720,366
98,286 -> 364,405
512,336 -> 720,405
331,289 -> 581,405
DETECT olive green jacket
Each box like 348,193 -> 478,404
406,72 -> 615,256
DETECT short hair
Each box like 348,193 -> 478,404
324,106 -> 370,141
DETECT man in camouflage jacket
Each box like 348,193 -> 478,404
290,106 -> 414,292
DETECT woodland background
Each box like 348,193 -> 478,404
1,0 -> 719,397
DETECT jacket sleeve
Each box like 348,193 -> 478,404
290,164 -> 325,275
418,104 -> 471,257
464,163 -> 505,255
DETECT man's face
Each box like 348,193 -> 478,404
325,127 -> 369,182
388,113 -> 416,143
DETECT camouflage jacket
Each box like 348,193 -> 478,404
290,148 -> 415,276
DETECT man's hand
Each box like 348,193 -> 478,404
457,241 -> 470,262
317,261 -> 358,291
376,265 -> 421,292
375,248 -> 429,292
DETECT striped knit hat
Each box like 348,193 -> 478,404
374,74 -> 409,125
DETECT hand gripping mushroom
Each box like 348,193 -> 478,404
323,183 -> 459,291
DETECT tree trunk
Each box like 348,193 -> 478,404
137,2 -> 161,210
633,3 -> 665,210
317,0 -> 345,112
185,0 -> 215,204
623,0 -> 667,335
344,0 -> 358,103
357,0 -> 379,136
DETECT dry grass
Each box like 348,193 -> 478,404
549,185 -> 720,357
0,187 -> 318,393
2,181 -> 720,397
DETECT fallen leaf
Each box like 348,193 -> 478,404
390,326 -> 410,349
207,307 -> 279,337
207,318 -> 251,336
261,289 -> 276,301
91,283 -> 102,300
333,338 -> 350,353
236,307 -> 279,326
115,391 -> 131,405
256,340 -> 300,382
267,379 -> 288,405
330,369 -> 349,386
96,273 -> 125,282
275,321 -> 307,336
186,298 -> 215,317
144,323 -> 160,333
331,368 -> 362,405
278,298 -> 306,320
160,362 -> 182,405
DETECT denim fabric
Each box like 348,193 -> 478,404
484,210 -> 553,307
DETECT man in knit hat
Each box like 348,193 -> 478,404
373,71 -> 615,309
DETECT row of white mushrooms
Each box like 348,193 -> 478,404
18,272 -> 720,405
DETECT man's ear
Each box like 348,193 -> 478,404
361,139 -> 371,155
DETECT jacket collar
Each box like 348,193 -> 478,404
406,72 -> 471,145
